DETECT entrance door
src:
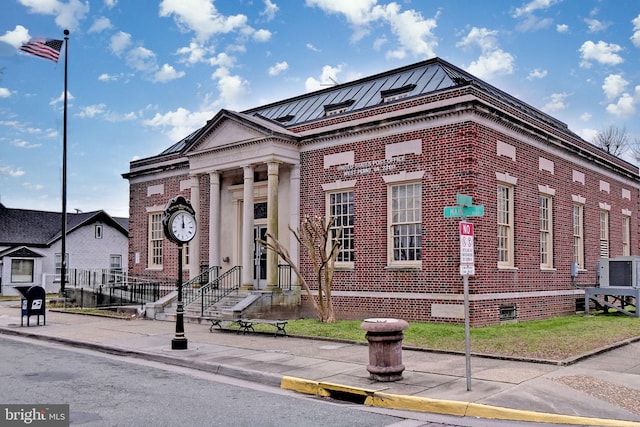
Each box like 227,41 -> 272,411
253,225 -> 267,289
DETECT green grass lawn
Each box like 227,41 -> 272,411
279,313 -> 640,361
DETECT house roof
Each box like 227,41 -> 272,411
0,203 -> 129,247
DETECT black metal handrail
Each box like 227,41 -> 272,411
182,266 -> 221,306
200,266 -> 243,316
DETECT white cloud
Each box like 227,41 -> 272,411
512,0 -> 561,18
580,112 -> 592,121
153,64 -> 186,83
515,15 -> 552,32
556,23 -> 569,33
542,92 -> 569,113
457,27 -> 515,79
211,67 -> 249,109
306,0 -> 438,59
306,0 -> 378,26
584,18 -> 609,33
579,128 -> 599,142
260,0 -> 278,21
305,64 -> 343,92
632,14 -> 640,47
110,31 -> 132,56
378,3 -> 438,59
22,182 -> 44,190
268,61 -> 288,76
126,46 -> 157,72
527,68 -> 547,79
606,93 -> 636,118
98,73 -> 120,82
176,41 -> 209,65
0,166 -> 25,177
602,74 -> 628,100
49,91 -> 74,106
0,88 -> 11,98
306,43 -> 320,52
143,107 -> 213,142
579,40 -> 624,68
18,0 -> 89,31
253,29 -> 272,42
77,104 -> 106,119
11,139 -> 41,148
104,0 -> 117,8
0,25 -> 30,48
88,16 -> 112,33
159,0 -> 249,42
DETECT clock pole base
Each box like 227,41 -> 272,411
171,337 -> 188,350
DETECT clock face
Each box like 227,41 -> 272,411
170,211 -> 196,242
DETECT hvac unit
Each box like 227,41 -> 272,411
598,256 -> 640,288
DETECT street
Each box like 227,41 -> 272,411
1,336 -> 408,426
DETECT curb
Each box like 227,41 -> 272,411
280,375 -> 640,427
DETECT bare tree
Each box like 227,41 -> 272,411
261,215 -> 341,323
593,125 -> 629,156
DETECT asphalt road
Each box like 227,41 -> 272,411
1,335 -> 410,426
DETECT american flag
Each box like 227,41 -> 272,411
19,38 -> 64,63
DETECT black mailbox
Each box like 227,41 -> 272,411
15,286 -> 46,327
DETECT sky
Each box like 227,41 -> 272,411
1,0 -> 640,218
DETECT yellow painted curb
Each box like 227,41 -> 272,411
467,402 -> 640,427
368,392 -> 468,416
280,376 -> 321,396
280,377 -> 640,427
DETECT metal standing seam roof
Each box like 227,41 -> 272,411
157,57 -> 575,156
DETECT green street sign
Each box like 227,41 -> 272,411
456,194 -> 473,207
443,205 -> 485,218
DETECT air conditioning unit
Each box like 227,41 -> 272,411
598,256 -> 640,288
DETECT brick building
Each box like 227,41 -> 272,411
123,58 -> 640,326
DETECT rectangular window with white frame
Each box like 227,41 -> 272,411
622,215 -> 631,256
109,254 -> 122,283
148,212 -> 163,269
55,253 -> 69,283
388,182 -> 422,266
497,184 -> 514,268
327,190 -> 355,266
573,203 -> 584,269
539,194 -> 553,269
11,259 -> 34,283
599,210 -> 609,258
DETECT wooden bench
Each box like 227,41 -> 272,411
205,317 -> 287,337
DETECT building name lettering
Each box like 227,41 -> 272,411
337,156 -> 406,177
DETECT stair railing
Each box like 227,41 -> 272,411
182,266 -> 221,306
200,266 -> 243,316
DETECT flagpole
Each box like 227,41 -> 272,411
60,29 -> 69,296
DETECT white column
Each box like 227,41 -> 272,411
189,175 -> 200,280
209,171 -> 220,269
242,165 -> 254,289
289,164 -> 301,290
266,161 -> 280,291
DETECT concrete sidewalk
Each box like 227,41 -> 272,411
1,302 -> 639,427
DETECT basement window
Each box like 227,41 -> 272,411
499,304 -> 517,322
380,84 -> 416,103
324,99 -> 355,116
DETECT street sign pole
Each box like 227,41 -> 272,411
445,195 -> 484,392
459,220 -> 474,392
463,273 -> 471,391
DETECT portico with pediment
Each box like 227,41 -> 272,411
186,110 -> 301,291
